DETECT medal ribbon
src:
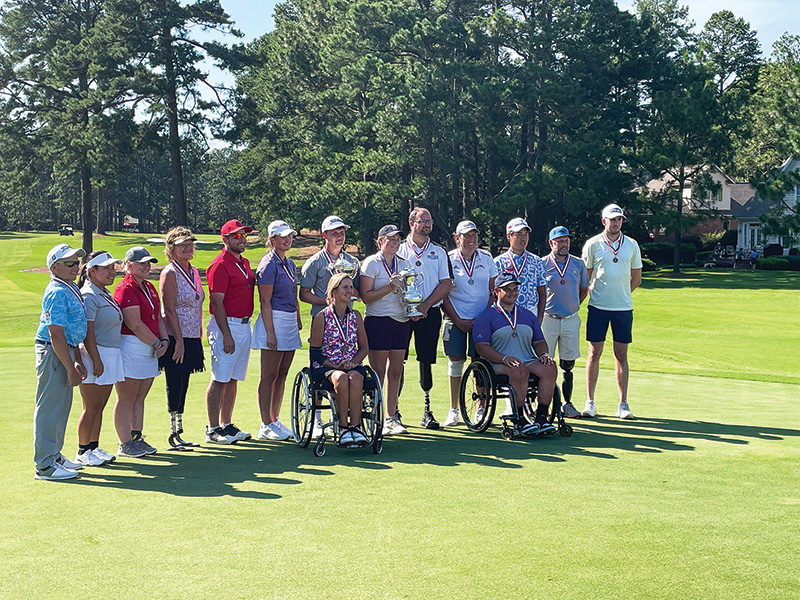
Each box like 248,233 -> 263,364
409,238 -> 430,261
380,253 -> 398,277
51,277 -> 85,308
172,261 -> 198,294
322,248 -> 337,264
602,233 -> 624,259
458,251 -> 476,279
279,256 -> 296,284
505,250 -> 527,279
99,287 -> 122,317
328,305 -> 353,346
495,303 -> 518,333
132,277 -> 156,312
548,254 -> 571,279
234,260 -> 250,282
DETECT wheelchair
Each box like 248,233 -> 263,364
458,357 -> 573,439
290,365 -> 384,457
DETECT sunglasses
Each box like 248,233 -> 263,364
227,233 -> 248,240
60,260 -> 79,268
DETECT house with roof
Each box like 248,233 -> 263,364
734,156 -> 800,252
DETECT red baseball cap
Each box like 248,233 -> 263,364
221,219 -> 254,236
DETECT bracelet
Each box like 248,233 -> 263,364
151,340 -> 159,348
160,338 -> 168,343
501,355 -> 508,363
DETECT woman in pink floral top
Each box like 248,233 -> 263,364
309,273 -> 369,445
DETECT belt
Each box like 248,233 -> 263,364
35,339 -> 77,348
227,316 -> 250,324
545,312 -> 577,320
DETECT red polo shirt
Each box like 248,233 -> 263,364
114,272 -> 161,336
207,249 -> 255,318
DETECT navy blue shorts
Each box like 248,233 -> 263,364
441,319 -> 476,359
585,306 -> 633,344
365,316 -> 411,351
407,305 -> 442,363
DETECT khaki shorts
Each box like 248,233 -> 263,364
542,313 -> 581,361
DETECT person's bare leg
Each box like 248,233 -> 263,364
347,370 -> 364,427
269,351 -> 295,422
220,380 -> 237,424
585,341 -> 604,403
613,341 -> 629,404
205,380 -> 224,428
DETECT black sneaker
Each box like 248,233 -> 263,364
222,423 -> 251,441
536,417 -> 556,435
420,410 -> 440,430
205,426 -> 238,445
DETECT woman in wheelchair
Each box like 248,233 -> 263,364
473,272 -> 558,436
308,273 -> 370,445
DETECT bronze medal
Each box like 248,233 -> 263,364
613,257 -> 619,263
560,279 -> 565,285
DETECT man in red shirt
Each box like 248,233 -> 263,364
204,219 -> 256,444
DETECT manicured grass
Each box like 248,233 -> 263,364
2,232 -> 799,599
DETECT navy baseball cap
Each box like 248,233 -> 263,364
548,226 -> 573,241
494,271 -> 520,289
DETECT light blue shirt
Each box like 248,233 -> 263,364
542,253 -> 589,317
36,278 -> 87,346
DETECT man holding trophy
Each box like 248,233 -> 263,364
300,215 -> 361,317
397,207 -> 453,430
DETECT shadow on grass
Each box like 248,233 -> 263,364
643,269 -> 800,291
69,415 -> 798,497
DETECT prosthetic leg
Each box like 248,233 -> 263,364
168,411 -> 199,450
419,362 -> 439,429
559,359 -> 580,418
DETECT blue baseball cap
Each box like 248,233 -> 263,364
548,226 -> 573,241
494,271 -> 520,289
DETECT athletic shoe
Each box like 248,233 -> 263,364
420,410 -> 439,430
222,423 -> 251,441
562,401 -> 581,419
581,400 -> 597,418
312,417 -> 325,439
118,439 -> 149,458
258,422 -> 289,441
138,436 -> 157,455
205,426 -> 238,445
616,401 -> 635,420
515,421 -> 540,437
56,454 -> 83,471
34,463 -> 78,481
474,407 -> 486,424
339,429 -> 354,445
536,418 -> 556,435
274,419 -> 292,437
93,447 -> 116,463
75,450 -> 105,467
382,414 -> 408,436
351,428 -> 367,444
443,408 -> 460,427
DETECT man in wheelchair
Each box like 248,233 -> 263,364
473,272 -> 557,436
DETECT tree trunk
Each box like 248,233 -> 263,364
97,186 -> 106,235
80,165 -> 93,254
162,22 -> 187,225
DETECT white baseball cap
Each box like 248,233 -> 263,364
506,217 -> 530,234
268,220 -> 297,237
601,204 -> 626,219
86,252 -> 122,269
455,220 -> 479,235
321,215 -> 350,233
47,244 -> 86,268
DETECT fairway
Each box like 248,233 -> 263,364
2,232 -> 799,600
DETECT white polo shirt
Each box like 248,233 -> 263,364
581,233 -> 642,311
397,237 -> 450,307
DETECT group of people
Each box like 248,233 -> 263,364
32,203 -> 642,480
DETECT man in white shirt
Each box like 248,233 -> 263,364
581,204 -> 642,419
397,207 -> 452,429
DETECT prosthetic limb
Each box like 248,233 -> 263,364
419,362 -> 439,429
559,360 -> 575,405
168,411 -> 199,450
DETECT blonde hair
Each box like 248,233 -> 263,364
164,226 -> 195,261
326,273 -> 352,305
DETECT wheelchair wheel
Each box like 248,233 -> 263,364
361,366 -> 385,452
560,422 -> 573,437
459,359 -> 496,433
291,369 -> 314,448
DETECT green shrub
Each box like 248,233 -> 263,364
756,257 -> 790,270
641,257 -> 657,271
641,242 -> 697,265
789,247 -> 799,256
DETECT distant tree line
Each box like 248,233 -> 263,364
1,0 -> 799,263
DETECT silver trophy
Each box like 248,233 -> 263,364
399,268 -> 425,317
328,255 -> 359,301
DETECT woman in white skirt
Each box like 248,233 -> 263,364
75,251 -> 125,466
252,220 -> 302,441
113,247 -> 169,458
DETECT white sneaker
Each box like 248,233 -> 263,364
35,463 -> 78,481
581,400 -> 597,418
274,418 -> 292,437
93,447 -> 116,462
312,418 -> 325,439
474,407 -> 486,423
339,429 -> 354,445
616,401 -> 635,420
383,414 -> 408,435
443,408 -> 460,427
75,450 -> 105,467
351,428 -> 367,444
258,422 -> 289,441
56,454 -> 83,471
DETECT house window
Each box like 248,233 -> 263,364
706,187 -> 722,205
749,225 -> 760,248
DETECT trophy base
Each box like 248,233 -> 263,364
407,308 -> 424,318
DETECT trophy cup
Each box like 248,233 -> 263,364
399,268 -> 425,317
328,256 -> 359,301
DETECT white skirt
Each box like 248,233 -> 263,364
251,311 -> 302,351
120,335 -> 160,380
80,345 -> 126,385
